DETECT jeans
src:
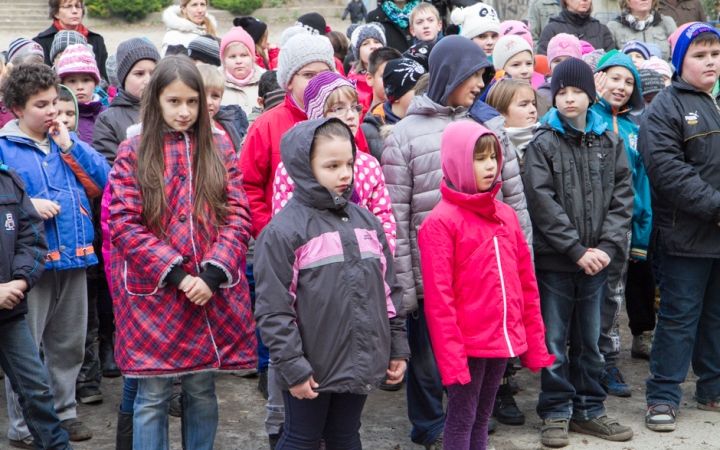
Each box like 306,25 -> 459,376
406,301 -> 445,445
536,269 -> 608,421
646,246 -> 720,410
0,315 -> 72,449
445,358 -> 506,450
247,264 -> 269,373
122,378 -> 139,414
133,372 -> 217,450
626,257 -> 656,336
277,391 -> 366,450
599,248 -> 628,368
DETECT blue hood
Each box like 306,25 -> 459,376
595,52 -> 644,114
545,108 -> 608,136
427,35 -> 494,106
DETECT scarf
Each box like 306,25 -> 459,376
620,9 -> 656,31
506,123 -> 539,160
53,19 -> 88,38
225,68 -> 255,88
381,0 -> 420,29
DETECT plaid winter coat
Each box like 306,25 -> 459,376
108,124 -> 257,377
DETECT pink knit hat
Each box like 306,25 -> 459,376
580,40 -> 595,55
547,33 -> 582,65
500,20 -> 533,49
221,27 -> 256,59
668,22 -> 698,53
641,57 -> 673,79
56,44 -> 101,84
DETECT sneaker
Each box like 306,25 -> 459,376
698,401 -> 720,412
631,332 -> 653,360
9,437 -> 34,449
541,418 -> 569,448
599,367 -> 632,397
378,380 -> 403,391
424,433 -> 442,450
488,415 -> 497,434
493,383 -> 525,425
76,386 -> 103,404
61,418 -> 93,441
570,415 -> 633,441
645,404 -> 676,431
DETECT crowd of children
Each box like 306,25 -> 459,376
1,1 -> 720,450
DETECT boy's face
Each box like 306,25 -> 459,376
359,39 -> 383,67
627,51 -> 646,70
503,51 -> 534,83
62,73 -> 97,104
56,99 -> 76,131
12,87 -> 58,138
410,12 -> 442,43
473,147 -> 498,192
550,56 -> 571,72
206,88 -> 223,120
601,66 -> 634,109
681,41 -> 720,94
555,86 -> 590,121
287,62 -> 332,109
472,32 -> 499,56
311,137 -> 354,196
445,69 -> 485,108
366,61 -> 388,102
394,89 -> 415,118
124,59 -> 156,100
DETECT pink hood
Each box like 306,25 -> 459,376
440,121 -> 503,195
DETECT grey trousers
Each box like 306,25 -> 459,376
5,269 -> 88,441
599,233 -> 630,369
265,365 -> 285,435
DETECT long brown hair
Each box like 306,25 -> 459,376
137,55 -> 228,238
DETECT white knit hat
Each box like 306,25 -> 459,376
492,35 -> 533,71
280,25 -> 311,47
277,34 -> 335,90
451,3 -> 500,40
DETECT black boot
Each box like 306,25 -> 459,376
116,409 -> 133,450
99,312 -> 121,378
493,382 -> 525,425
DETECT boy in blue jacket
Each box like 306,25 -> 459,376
0,63 -> 110,445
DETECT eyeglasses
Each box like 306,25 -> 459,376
327,104 -> 363,117
60,3 -> 83,10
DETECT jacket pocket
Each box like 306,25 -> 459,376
123,261 -> 159,296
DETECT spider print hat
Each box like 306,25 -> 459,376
383,58 -> 425,102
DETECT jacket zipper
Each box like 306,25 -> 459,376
493,236 -> 515,358
578,134 -> 589,247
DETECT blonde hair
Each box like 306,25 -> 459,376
485,78 -> 537,116
180,0 -> 217,37
409,2 -> 440,28
323,85 -> 358,114
224,41 -> 251,58
255,28 -> 269,68
197,63 -> 225,93
414,73 -> 430,96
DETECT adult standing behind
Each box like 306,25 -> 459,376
33,0 -> 108,81
607,0 -> 677,61
367,0 -> 419,52
527,0 -> 562,47
161,0 -> 217,56
657,0 -> 706,27
537,0 -> 615,55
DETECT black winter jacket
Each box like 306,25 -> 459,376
523,109 -> 633,271
367,7 -> 413,52
215,105 -> 248,154
92,89 -> 140,166
537,9 -> 615,56
34,24 -> 108,82
343,0 -> 367,23
0,165 -> 47,323
639,76 -> 720,257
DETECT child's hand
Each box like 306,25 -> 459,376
289,376 -> 319,399
594,72 -> 608,99
0,283 -> 24,309
576,250 -> 606,276
386,359 -> 407,385
30,199 -> 61,220
588,248 -> 610,267
181,276 -> 213,306
48,119 -> 72,152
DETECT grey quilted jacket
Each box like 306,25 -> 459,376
381,95 -> 531,312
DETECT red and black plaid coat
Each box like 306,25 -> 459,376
108,126 -> 257,377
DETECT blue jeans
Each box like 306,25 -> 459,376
0,315 -> 72,449
133,372 -> 217,450
646,246 -> 720,410
277,391 -> 366,450
406,301 -> 445,445
247,263 -> 269,373
536,269 -> 608,421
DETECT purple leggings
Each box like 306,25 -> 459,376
444,357 -> 507,450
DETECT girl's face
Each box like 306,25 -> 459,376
324,91 -> 362,136
181,0 -> 207,26
473,148 -> 498,192
311,137 -> 354,195
359,38 -> 383,67
602,66 -> 634,109
472,32 -> 499,56
627,51 -> 646,70
124,59 -> 156,100
504,51 -> 534,83
159,80 -> 199,132
13,87 -> 58,141
224,43 -> 254,80
446,69 -> 485,108
287,62 -> 332,108
504,88 -> 538,128
55,0 -> 83,29
62,73 -> 97,104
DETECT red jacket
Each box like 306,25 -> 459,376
347,68 -> 373,112
418,121 -> 553,386
255,47 -> 279,70
108,124 -> 257,377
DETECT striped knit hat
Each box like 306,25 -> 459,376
303,71 -> 356,119
56,44 -> 101,84
188,34 -> 221,66
50,30 -> 89,64
7,38 -> 44,63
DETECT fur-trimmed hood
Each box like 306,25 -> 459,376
163,5 -> 217,34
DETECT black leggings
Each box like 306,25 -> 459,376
625,256 -> 657,336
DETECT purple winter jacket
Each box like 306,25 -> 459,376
77,101 -> 105,144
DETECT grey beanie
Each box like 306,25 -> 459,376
50,30 -> 89,63
187,34 -> 221,66
106,53 -> 119,87
350,23 -> 386,59
116,38 -> 160,89
277,34 -> 335,90
280,25 -> 311,48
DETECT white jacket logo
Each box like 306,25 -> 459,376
4,213 -> 14,232
685,111 -> 699,125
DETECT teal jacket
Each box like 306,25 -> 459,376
591,53 -> 652,260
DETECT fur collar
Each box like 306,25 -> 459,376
162,5 -> 217,33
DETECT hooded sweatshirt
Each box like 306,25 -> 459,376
254,118 -> 409,394
591,52 -> 652,259
419,121 -> 554,386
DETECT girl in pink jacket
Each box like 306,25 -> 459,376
418,121 -> 553,450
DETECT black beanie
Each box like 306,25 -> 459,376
296,12 -> 327,36
234,16 -> 268,44
551,57 -> 596,107
383,58 -> 425,102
